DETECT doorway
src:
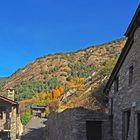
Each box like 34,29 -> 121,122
86,121 -> 102,140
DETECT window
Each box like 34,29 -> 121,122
129,65 -> 133,86
114,76 -> 119,92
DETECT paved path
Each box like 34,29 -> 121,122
21,118 -> 47,140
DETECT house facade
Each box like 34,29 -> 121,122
104,5 -> 140,140
0,89 -> 23,140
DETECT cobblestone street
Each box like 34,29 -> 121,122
21,118 -> 47,140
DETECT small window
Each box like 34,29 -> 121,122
129,66 -> 133,86
114,76 -> 119,92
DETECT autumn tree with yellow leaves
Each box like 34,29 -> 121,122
68,77 -> 85,92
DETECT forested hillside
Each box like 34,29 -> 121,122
0,38 -> 126,113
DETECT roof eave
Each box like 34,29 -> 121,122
0,96 -> 18,105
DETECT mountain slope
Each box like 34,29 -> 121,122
1,38 -> 126,108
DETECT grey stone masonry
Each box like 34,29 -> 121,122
108,26 -> 140,140
45,107 -> 110,140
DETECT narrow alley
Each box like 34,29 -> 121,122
21,118 -> 47,140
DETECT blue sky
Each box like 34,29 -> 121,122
0,0 -> 139,77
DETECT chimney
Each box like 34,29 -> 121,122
7,87 -> 15,101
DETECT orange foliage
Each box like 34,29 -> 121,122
32,86 -> 64,105
58,86 -> 64,94
31,86 -> 65,115
52,86 -> 64,99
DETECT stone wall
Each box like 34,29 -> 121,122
10,106 -> 17,140
17,115 -> 23,137
45,107 -> 110,140
108,27 -> 140,140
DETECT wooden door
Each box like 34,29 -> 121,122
86,121 -> 102,140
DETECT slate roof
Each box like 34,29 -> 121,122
0,95 -> 18,105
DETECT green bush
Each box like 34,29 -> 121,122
60,73 -> 67,77
21,112 -> 31,126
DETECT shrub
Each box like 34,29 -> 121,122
60,73 -> 67,77
21,111 -> 31,126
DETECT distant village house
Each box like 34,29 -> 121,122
31,105 -> 47,118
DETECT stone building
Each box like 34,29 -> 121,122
0,88 -> 23,140
31,105 -> 47,118
104,4 -> 140,140
45,107 -> 110,140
